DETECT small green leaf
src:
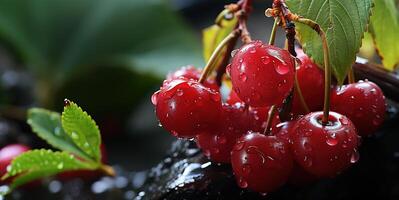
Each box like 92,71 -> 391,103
202,9 -> 238,62
62,100 -> 101,162
286,0 -> 373,84
369,0 -> 399,70
27,108 -> 92,161
2,149 -> 97,190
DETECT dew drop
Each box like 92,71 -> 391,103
151,91 -> 160,105
370,88 -> 376,94
261,192 -> 268,196
234,141 -> 245,151
171,130 -> 178,137
238,177 -> 248,188
239,74 -> 247,82
57,162 -> 64,169
350,149 -> 360,163
71,132 -> 79,139
176,89 -> 184,96
304,156 -> 313,167
275,63 -> 290,75
339,117 -> 349,125
261,56 -> 270,65
231,49 -> 239,57
303,141 -> 312,151
326,138 -> 338,146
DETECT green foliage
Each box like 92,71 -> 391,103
2,149 -> 97,190
202,9 -> 238,62
369,0 -> 399,70
2,101 -> 108,195
27,108 -> 92,161
0,0 -> 202,107
286,0 -> 373,84
62,100 -> 101,162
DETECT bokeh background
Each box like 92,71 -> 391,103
0,0 -> 288,171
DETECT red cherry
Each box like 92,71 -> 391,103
196,103 -> 249,163
231,132 -> 293,193
247,106 -> 280,133
291,49 -> 324,115
275,120 -> 318,185
331,80 -> 386,137
0,144 -> 30,176
153,79 -> 222,138
229,40 -> 295,107
226,90 -> 243,105
166,65 -> 218,90
291,111 -> 360,177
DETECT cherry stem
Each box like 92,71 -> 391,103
293,17 -> 331,125
348,68 -> 356,84
199,29 -> 241,84
294,70 -> 310,113
268,18 -> 278,45
263,105 -> 277,135
100,164 -> 116,177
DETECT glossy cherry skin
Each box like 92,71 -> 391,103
291,49 -> 324,115
166,65 -> 218,90
153,79 -> 222,138
331,80 -> 386,137
275,120 -> 318,185
196,103 -> 250,163
229,40 -> 295,107
291,111 -> 360,177
231,132 -> 293,193
0,144 -> 30,176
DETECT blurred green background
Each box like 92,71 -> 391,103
0,0 -> 285,170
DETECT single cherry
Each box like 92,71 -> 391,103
0,144 -> 30,176
291,111 -> 360,177
153,79 -> 222,138
275,120 -> 318,185
331,80 -> 386,137
166,65 -> 218,90
231,132 -> 293,193
291,48 -> 324,115
229,40 -> 295,107
196,103 -> 249,163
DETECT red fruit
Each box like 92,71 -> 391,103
0,144 -> 30,176
153,79 -> 222,138
226,90 -> 243,105
196,103 -> 249,163
229,40 -> 295,107
291,49 -> 324,115
275,120 -> 318,185
166,65 -> 218,90
231,132 -> 293,193
247,106 -> 280,133
331,80 -> 386,137
291,111 -> 360,177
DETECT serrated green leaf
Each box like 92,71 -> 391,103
202,9 -> 238,62
3,149 -> 97,190
369,0 -> 399,70
27,108 -> 92,161
286,0 -> 373,84
62,101 -> 101,162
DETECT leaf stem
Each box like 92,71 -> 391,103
293,17 -> 331,125
263,105 -> 277,135
99,164 -> 116,177
199,30 -> 241,84
268,18 -> 278,45
294,70 -> 310,113
348,68 -> 356,83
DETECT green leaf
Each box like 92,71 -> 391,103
2,149 -> 97,190
286,0 -> 373,84
202,9 -> 238,62
27,108 -> 92,161
61,100 -> 101,162
369,0 -> 399,70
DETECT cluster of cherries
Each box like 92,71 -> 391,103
152,40 -> 386,193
